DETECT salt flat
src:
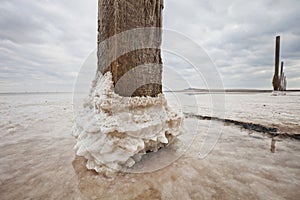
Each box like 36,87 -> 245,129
0,92 -> 299,199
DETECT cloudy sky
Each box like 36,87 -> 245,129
0,0 -> 299,92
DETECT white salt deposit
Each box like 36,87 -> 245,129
0,92 -> 300,199
72,72 -> 182,173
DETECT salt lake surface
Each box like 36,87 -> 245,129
0,92 -> 299,199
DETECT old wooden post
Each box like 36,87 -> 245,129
73,0 -> 182,173
97,0 -> 163,97
272,35 -> 280,91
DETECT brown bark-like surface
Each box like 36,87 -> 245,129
97,0 -> 164,97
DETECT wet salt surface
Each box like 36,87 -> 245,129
176,92 -> 300,133
0,92 -> 299,199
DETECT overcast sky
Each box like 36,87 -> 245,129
0,0 -> 299,92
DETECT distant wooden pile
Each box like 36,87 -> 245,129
272,35 -> 287,91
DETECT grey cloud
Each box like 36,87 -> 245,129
164,0 -> 300,89
0,0 -> 299,92
0,0 -> 97,92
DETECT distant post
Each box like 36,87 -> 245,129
272,36 -> 280,91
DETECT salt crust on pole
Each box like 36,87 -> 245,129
73,72 -> 182,174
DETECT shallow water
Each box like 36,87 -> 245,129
0,92 -> 299,199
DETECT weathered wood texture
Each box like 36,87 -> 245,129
97,0 -> 164,97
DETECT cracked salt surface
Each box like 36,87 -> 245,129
0,91 -> 299,199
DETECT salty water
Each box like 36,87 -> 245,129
0,92 -> 299,199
